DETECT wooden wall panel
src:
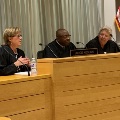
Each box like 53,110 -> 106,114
0,78 -> 45,99
51,53 -> 120,120
1,53 -> 120,120
0,75 -> 53,120
52,57 -> 120,78
8,109 -> 46,120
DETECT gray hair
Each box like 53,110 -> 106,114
99,26 -> 112,36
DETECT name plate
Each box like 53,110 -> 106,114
70,48 -> 98,56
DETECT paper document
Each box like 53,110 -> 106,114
15,71 -> 31,75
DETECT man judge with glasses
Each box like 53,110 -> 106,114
43,29 -> 76,58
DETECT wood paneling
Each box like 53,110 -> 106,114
1,53 -> 120,120
0,75 -> 53,120
37,53 -> 120,120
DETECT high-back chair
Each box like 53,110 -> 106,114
37,50 -> 43,59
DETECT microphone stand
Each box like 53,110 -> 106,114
110,34 -> 116,42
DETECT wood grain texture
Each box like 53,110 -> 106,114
37,53 -> 120,120
0,75 -> 53,120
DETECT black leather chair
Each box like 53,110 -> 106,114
37,50 -> 43,59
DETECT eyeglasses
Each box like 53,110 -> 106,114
58,35 -> 71,38
10,34 -> 22,38
16,34 -> 22,38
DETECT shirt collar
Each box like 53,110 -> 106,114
56,40 -> 65,49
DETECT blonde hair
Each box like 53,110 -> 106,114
3,27 -> 21,45
99,26 -> 112,36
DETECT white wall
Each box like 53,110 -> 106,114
104,0 -> 116,41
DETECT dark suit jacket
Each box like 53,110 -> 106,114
86,36 -> 120,54
0,45 -> 30,76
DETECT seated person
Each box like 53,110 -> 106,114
0,27 -> 30,76
43,28 -> 76,58
85,26 -> 120,54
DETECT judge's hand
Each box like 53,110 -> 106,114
14,56 -> 30,66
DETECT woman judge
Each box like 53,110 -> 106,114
0,27 -> 30,76
85,26 -> 120,54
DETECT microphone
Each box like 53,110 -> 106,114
39,43 -> 44,46
110,34 -> 116,42
76,42 -> 86,48
1,45 -> 30,76
39,43 -> 58,58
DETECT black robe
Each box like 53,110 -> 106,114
85,36 -> 120,54
0,45 -> 30,76
43,39 -> 76,58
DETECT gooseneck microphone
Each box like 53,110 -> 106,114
76,41 -> 85,46
76,42 -> 87,48
39,43 -> 44,46
39,43 -> 58,58
110,34 -> 116,42
1,45 -> 30,76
